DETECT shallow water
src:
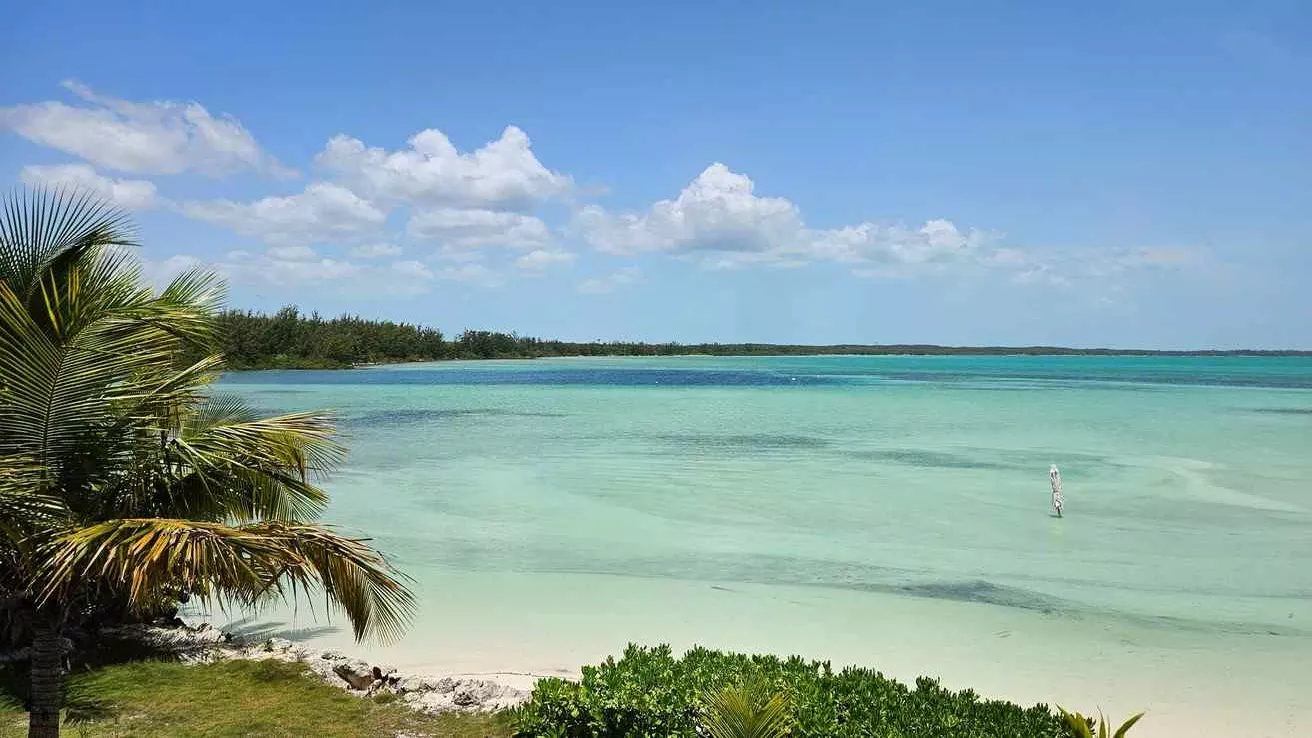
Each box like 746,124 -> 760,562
211,356 -> 1312,736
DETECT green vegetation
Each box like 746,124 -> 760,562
0,189 -> 412,737
1058,708 -> 1145,738
208,306 -> 1310,369
211,307 -> 447,368
700,679 -> 792,738
0,659 -> 511,738
511,644 -> 1067,738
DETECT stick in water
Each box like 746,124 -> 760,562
1050,464 -> 1063,518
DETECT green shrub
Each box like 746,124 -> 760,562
511,644 -> 1066,738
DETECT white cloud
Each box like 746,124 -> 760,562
516,249 -> 577,271
408,207 -> 551,258
808,219 -> 991,266
138,254 -> 204,289
209,251 -> 432,294
181,182 -> 386,245
19,163 -> 159,210
316,126 -> 570,211
579,266 -> 641,294
994,246 -> 1203,289
390,259 -> 433,279
1,81 -> 293,177
431,263 -> 504,286
577,163 -> 993,273
266,245 -> 318,261
1013,265 -> 1071,287
577,163 -> 801,256
351,243 -> 402,258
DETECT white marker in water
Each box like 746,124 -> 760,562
1050,464 -> 1064,518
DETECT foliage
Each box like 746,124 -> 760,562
204,306 -> 1310,370
0,188 -> 413,735
1058,708 -> 1145,738
701,678 -> 791,738
206,306 -> 448,369
511,644 -> 1066,738
0,658 -> 513,738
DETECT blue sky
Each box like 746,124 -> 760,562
2,0 -> 1309,348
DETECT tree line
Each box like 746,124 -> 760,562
208,306 -> 1310,369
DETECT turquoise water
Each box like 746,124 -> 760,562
214,356 -> 1312,735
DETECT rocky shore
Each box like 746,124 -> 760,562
5,621 -> 530,714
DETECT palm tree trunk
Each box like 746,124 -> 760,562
27,615 -> 64,738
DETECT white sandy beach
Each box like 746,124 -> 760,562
204,571 -> 1310,738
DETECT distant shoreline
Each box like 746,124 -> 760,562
221,347 -> 1312,371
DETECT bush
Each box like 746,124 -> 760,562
512,644 -> 1065,738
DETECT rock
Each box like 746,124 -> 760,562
333,659 -> 377,690
320,650 -> 345,661
408,678 -> 528,713
394,675 -> 430,694
265,638 -> 293,652
432,677 -> 456,694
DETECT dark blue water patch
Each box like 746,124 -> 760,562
224,368 -> 842,387
846,449 -> 1015,471
346,407 -> 565,427
844,448 -> 1116,473
652,433 -> 833,451
896,580 -> 1067,614
1250,407 -> 1312,415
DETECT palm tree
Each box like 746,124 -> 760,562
700,679 -> 792,738
0,189 -> 414,738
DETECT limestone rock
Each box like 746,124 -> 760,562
394,675 -> 430,694
333,659 -> 377,690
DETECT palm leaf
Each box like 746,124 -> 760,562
37,518 -> 414,643
1113,712 -> 1145,738
0,186 -> 137,304
702,680 -> 791,738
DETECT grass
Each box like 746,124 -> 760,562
0,659 -> 514,737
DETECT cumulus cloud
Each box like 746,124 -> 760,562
181,182 -> 385,245
516,249 -> 577,271
1,81 -> 293,177
316,126 -> 570,211
350,243 -> 403,258
407,207 -> 552,259
19,163 -> 159,210
577,163 -> 993,273
579,266 -> 641,294
576,164 -> 801,256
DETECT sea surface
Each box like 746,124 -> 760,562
210,356 -> 1312,736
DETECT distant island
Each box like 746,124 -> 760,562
209,306 -> 1312,370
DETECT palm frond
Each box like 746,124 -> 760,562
702,680 -> 792,738
0,187 -> 137,302
37,518 -> 414,644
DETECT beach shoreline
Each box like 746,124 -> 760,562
196,571 -> 1310,738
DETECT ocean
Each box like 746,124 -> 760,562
210,355 -> 1312,736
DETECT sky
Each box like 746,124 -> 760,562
2,1 -> 1309,348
